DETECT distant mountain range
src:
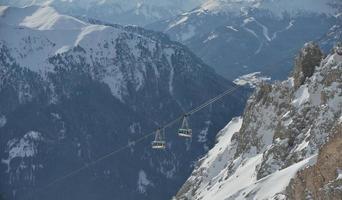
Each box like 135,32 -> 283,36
3,0 -> 340,82
148,0 -> 342,80
0,5 -> 248,200
0,0 -> 204,26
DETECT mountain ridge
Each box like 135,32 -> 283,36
175,43 -> 342,199
0,0 -> 205,26
0,5 -> 248,200
148,0 -> 341,80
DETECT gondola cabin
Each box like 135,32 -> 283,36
151,140 -> 166,149
152,128 -> 166,149
178,115 -> 192,138
178,128 -> 192,138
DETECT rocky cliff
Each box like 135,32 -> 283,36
286,123 -> 342,200
175,43 -> 342,199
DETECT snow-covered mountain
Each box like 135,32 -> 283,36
0,5 -> 249,200
174,43 -> 342,199
149,0 -> 341,80
0,0 -> 204,26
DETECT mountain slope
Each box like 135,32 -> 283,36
148,0 -> 341,80
175,43 -> 342,199
0,6 -> 248,200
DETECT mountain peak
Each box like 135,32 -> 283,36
293,42 -> 324,88
0,5 -> 87,30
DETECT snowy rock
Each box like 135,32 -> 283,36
175,44 -> 342,200
233,72 -> 271,88
2,131 -> 43,173
287,123 -> 342,200
293,42 -> 324,88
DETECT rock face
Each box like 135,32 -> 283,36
0,6 -> 248,200
149,0 -> 341,80
174,44 -> 342,200
293,42 -> 324,88
286,123 -> 342,200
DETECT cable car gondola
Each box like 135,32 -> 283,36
152,128 -> 166,149
178,114 -> 192,138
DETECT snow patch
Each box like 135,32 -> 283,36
281,111 -> 290,119
197,121 -> 211,144
168,15 -> 188,29
286,20 -> 295,30
233,72 -> 271,88
294,139 -> 309,152
292,85 -> 310,107
0,5 -> 8,16
164,48 -> 175,95
197,154 -> 316,200
137,170 -> 153,194
226,26 -> 238,32
337,169 -> 342,180
203,33 -> 218,43
1,131 -> 43,172
102,73 -> 126,101
283,118 -> 293,127
242,155 -> 317,200
201,117 -> 243,179
242,26 -> 263,54
75,25 -> 108,46
21,6 -> 86,30
254,19 -> 271,42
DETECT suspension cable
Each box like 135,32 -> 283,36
28,33 -> 333,198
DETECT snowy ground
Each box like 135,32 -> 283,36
233,72 -> 271,88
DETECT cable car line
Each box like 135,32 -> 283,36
29,33 -> 333,198
38,84 -> 240,194
29,83 -> 241,199
188,85 -> 241,115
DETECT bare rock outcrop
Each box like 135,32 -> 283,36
293,42 -> 324,88
286,122 -> 342,200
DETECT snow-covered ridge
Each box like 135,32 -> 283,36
165,0 -> 338,35
149,0 -> 340,81
196,0 -> 336,16
0,5 -> 87,30
175,46 -> 342,199
0,0 -> 206,26
0,5 -> 190,101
